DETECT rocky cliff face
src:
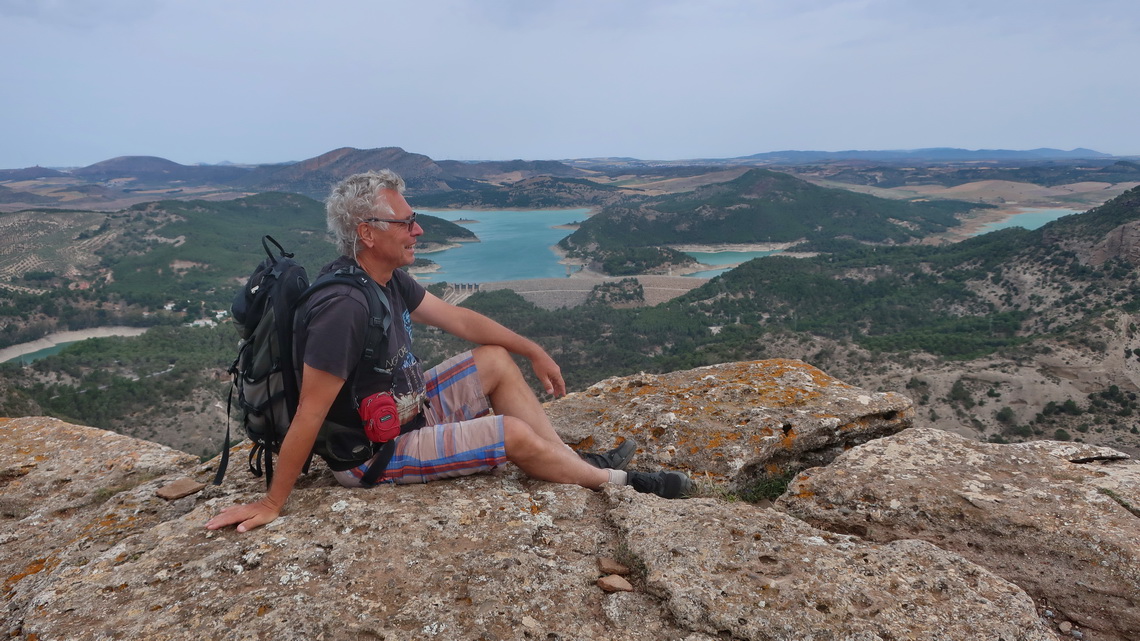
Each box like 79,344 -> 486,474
3,359 -> 1135,640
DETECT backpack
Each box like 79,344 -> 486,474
212,235 -> 394,487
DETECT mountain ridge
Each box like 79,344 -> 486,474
2,146 -> 1135,215
735,146 -> 1114,163
1,146 -> 1126,175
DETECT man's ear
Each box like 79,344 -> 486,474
356,222 -> 376,248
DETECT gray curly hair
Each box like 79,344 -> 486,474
325,169 -> 407,256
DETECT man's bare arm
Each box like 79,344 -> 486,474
206,365 -> 346,532
411,291 -> 565,396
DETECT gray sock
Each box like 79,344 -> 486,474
607,469 -> 628,486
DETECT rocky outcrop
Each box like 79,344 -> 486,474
608,491 -> 1053,640
5,359 -> 1133,640
778,427 -> 1140,641
1090,220 -> 1140,266
549,359 -> 914,493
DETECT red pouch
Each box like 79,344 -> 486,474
359,391 -> 400,443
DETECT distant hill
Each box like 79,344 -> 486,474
801,159 -> 1140,190
414,174 -> 632,209
226,147 -> 597,201
735,147 -> 1114,164
435,159 -> 589,180
0,166 -> 67,180
559,168 -> 989,273
70,155 -> 249,185
231,147 -> 482,199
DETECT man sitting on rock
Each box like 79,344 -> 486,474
207,170 -> 690,533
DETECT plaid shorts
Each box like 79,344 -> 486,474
333,351 -> 506,487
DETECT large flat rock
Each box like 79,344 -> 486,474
607,486 -> 1057,641
778,427 -> 1140,641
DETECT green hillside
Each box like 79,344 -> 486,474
560,168 -> 989,273
100,192 -> 474,309
0,192 -> 475,349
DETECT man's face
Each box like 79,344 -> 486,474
368,188 -> 422,268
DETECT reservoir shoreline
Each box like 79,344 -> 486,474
0,326 -> 149,363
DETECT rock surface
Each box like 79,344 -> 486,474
778,427 -> 1140,641
0,360 -> 1107,640
609,490 -> 1055,641
548,359 -> 915,492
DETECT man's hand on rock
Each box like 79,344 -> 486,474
205,498 -> 281,533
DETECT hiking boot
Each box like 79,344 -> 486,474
581,439 -> 638,471
627,470 -> 692,499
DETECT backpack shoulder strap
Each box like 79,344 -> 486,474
296,265 -> 398,488
303,264 -> 392,365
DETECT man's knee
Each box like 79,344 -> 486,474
473,344 -> 524,387
473,344 -> 512,369
502,416 -> 540,457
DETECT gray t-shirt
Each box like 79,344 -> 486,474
294,256 -> 427,429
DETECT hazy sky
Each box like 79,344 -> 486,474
2,0 -> 1137,168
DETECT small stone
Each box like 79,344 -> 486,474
597,574 -> 633,593
597,556 -> 630,575
155,478 -> 206,500
1058,621 -> 1072,633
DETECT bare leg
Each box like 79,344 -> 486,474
473,345 -> 570,448
502,417 -> 609,489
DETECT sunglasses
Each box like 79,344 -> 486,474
362,212 -> 418,229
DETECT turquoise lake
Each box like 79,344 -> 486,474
418,209 -> 591,282
419,208 -> 756,281
682,250 -> 780,278
972,208 -> 1082,235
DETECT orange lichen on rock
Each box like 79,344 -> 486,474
779,428 -> 798,449
5,557 -> 57,598
546,358 -> 912,488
